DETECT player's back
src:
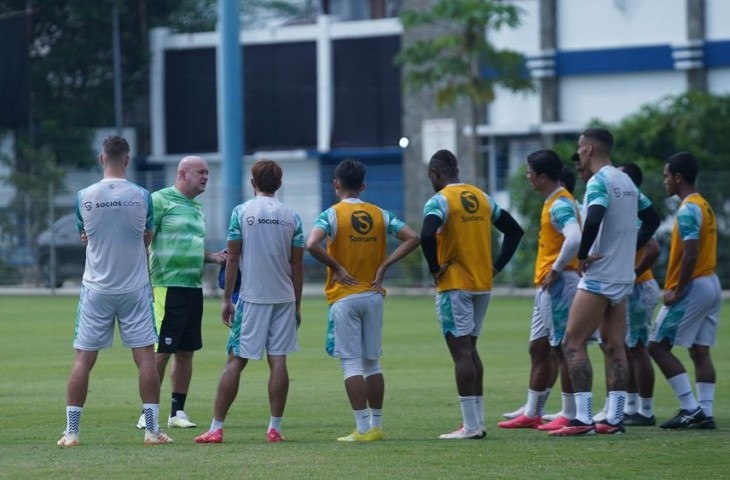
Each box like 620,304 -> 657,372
77,178 -> 152,293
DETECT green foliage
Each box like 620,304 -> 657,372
2,295 -> 730,478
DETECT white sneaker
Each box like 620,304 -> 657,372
438,426 -> 484,440
136,413 -> 146,429
144,430 -> 174,445
502,405 -> 526,419
592,409 -> 607,423
168,410 -> 196,428
542,411 -> 563,422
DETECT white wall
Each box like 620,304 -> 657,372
558,0 -> 686,50
708,68 -> 730,94
706,0 -> 730,40
559,71 -> 686,124
491,0 -> 540,52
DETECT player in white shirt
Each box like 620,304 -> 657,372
58,136 -> 172,447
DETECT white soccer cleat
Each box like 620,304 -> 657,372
136,413 -> 146,429
542,411 -> 563,422
438,426 -> 484,440
502,405 -> 526,419
57,432 -> 79,447
168,410 -> 197,428
592,409 -> 608,423
144,430 -> 174,445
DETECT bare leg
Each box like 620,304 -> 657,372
132,345 -> 160,404
66,350 -> 99,406
213,356 -> 248,421
267,355 -> 289,417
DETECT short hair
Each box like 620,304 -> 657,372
251,159 -> 282,194
430,149 -> 459,176
582,127 -> 614,154
103,136 -> 130,159
334,158 -> 366,190
571,152 -> 580,163
527,149 -> 563,182
559,167 -> 577,194
620,162 -> 643,188
666,152 -> 699,184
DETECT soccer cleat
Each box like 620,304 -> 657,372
136,413 -> 146,429
195,428 -> 224,444
592,409 -> 607,423
438,426 -> 484,440
168,410 -> 197,428
538,415 -> 571,431
498,414 -> 543,429
266,428 -> 285,443
57,432 -> 79,447
337,430 -> 369,442
595,420 -> 625,435
659,407 -> 707,429
694,416 -> 716,430
542,411 -> 563,422
548,419 -> 596,436
144,430 -> 173,445
502,405 -> 526,419
623,413 -> 656,427
362,427 -> 384,442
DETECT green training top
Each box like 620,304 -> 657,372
148,186 -> 206,287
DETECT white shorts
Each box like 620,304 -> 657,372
326,292 -> 384,360
228,301 -> 299,360
578,278 -> 633,306
651,274 -> 721,348
435,290 -> 491,338
625,279 -> 659,348
530,271 -> 580,347
74,284 -> 157,350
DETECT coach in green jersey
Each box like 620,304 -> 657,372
136,155 -> 226,431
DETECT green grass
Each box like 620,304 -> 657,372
1,295 -> 729,479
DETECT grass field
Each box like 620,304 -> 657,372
1,294 -> 729,479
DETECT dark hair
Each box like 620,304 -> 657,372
251,159 -> 282,193
582,127 -> 614,154
334,158 -> 366,190
620,162 -> 643,188
527,149 -> 563,181
559,167 -> 577,194
571,152 -> 580,163
430,149 -> 459,176
666,152 -> 699,184
103,135 -> 130,159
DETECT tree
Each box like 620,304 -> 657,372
395,0 -> 534,189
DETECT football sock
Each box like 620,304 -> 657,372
142,403 -> 159,433
668,373 -> 699,411
210,419 -> 224,432
475,395 -> 485,430
354,409 -> 370,434
639,397 -> 654,417
268,416 -> 282,432
624,392 -> 639,415
696,382 -> 715,417
370,408 -> 383,429
574,392 -> 593,424
562,392 -> 576,420
458,396 -> 479,432
606,390 -> 626,424
65,406 -> 83,434
525,389 -> 546,417
171,392 -> 187,417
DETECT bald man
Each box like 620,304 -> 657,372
136,156 -> 226,430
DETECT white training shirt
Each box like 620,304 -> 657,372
75,178 -> 153,293
228,195 -> 304,304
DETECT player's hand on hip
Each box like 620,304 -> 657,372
333,266 -> 358,286
431,261 -> 453,286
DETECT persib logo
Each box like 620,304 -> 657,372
460,191 -> 479,213
351,210 -> 373,234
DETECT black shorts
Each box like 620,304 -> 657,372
154,286 -> 204,353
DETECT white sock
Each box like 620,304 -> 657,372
639,397 -> 654,417
475,396 -> 484,430
624,392 -> 639,415
65,406 -> 83,434
142,403 -> 159,433
458,395 -> 479,432
600,395 -> 609,413
268,416 -> 282,431
574,392 -> 593,424
668,373 -> 699,411
210,419 -> 224,431
525,389 -> 546,417
696,382 -> 716,417
562,393 -> 576,420
370,408 -> 383,429
606,391 -> 627,424
354,409 -> 370,434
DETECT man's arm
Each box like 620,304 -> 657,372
290,245 -> 304,327
665,239 -> 699,305
577,204 -> 606,260
371,224 -> 420,289
634,237 -> 660,278
636,205 -> 661,250
221,240 -> 241,326
419,214 -> 442,275
492,210 -> 524,273
305,227 -> 357,286
205,250 -> 226,265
